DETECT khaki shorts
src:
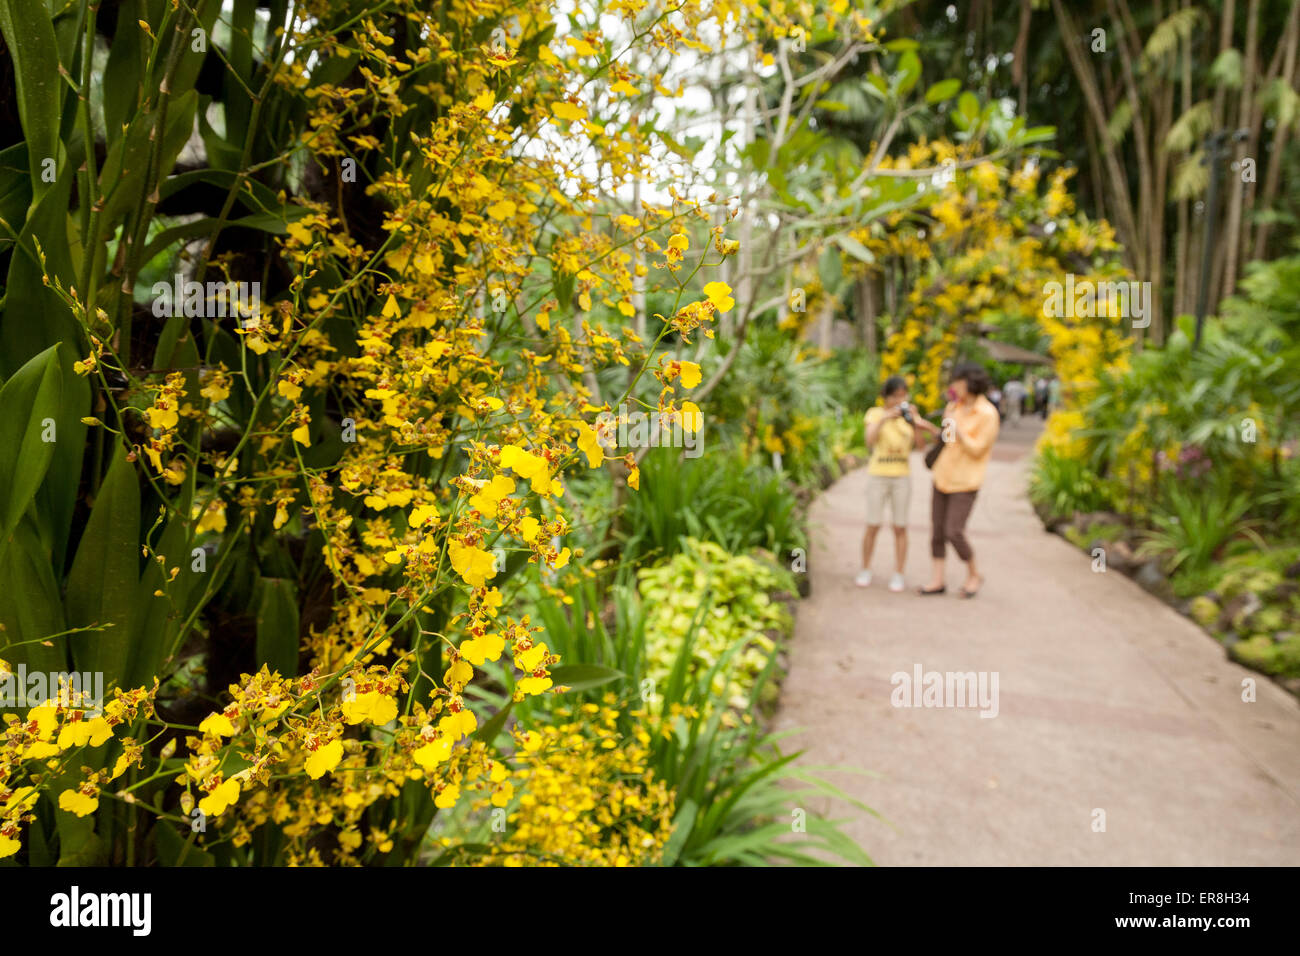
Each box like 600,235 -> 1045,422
865,473 -> 911,527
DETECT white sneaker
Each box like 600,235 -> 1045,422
888,573 -> 906,593
854,569 -> 873,587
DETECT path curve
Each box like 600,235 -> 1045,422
774,421 -> 1300,865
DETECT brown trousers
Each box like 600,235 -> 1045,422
930,487 -> 978,561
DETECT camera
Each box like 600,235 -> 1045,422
898,401 -> 914,424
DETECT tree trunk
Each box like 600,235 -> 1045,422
1051,0 -> 1144,276
1149,0 -> 1174,344
1014,0 -> 1032,116
1174,0 -> 1195,321
1222,0 -> 1260,299
1253,0 -> 1300,260
1206,0 -> 1238,311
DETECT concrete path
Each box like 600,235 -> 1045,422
774,419 -> 1300,865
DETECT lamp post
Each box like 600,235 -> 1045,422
1193,129 -> 1248,349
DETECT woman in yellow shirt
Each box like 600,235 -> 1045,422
920,363 -> 1000,598
857,376 -> 940,591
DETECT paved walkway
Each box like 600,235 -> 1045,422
774,419 -> 1300,865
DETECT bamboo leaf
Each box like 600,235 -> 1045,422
1165,101 -> 1212,153
1106,98 -> 1132,146
1209,48 -> 1244,90
1171,150 -> 1208,200
1141,7 -> 1203,69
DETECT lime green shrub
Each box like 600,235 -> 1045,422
637,538 -> 794,711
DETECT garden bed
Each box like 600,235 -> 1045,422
1036,505 -> 1300,696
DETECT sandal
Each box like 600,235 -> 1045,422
917,585 -> 946,596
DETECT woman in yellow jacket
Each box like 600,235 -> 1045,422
920,362 -> 1000,598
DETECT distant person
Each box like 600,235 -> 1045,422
1003,378 -> 1026,427
1047,375 -> 1062,414
920,363 -> 1000,598
857,376 -> 940,592
1035,376 -> 1049,420
988,383 -> 1004,421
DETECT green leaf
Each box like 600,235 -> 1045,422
659,798 -> 698,866
1018,125 -> 1057,146
0,514 -> 67,673
472,698 -> 515,746
224,0 -> 258,139
55,807 -> 104,865
0,0 -> 63,201
1209,48 -> 1243,90
0,167 -> 78,377
0,344 -> 62,538
956,91 -> 981,124
197,95 -> 246,171
130,503 -> 197,688
429,843 -> 494,865
833,233 -> 875,264
31,343 -> 89,576
255,577 -> 299,676
101,0 -> 144,135
925,79 -> 961,104
154,822 -> 216,867
818,244 -> 842,291
658,129 -> 699,160
0,142 -> 32,229
896,51 -> 921,97
552,262 -> 575,311
549,663 -> 624,692
65,448 -> 140,683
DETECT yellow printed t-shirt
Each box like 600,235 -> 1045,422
932,395 -> 1001,493
864,407 -> 914,476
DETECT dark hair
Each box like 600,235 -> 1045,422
949,362 -> 991,396
880,375 -> 908,398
